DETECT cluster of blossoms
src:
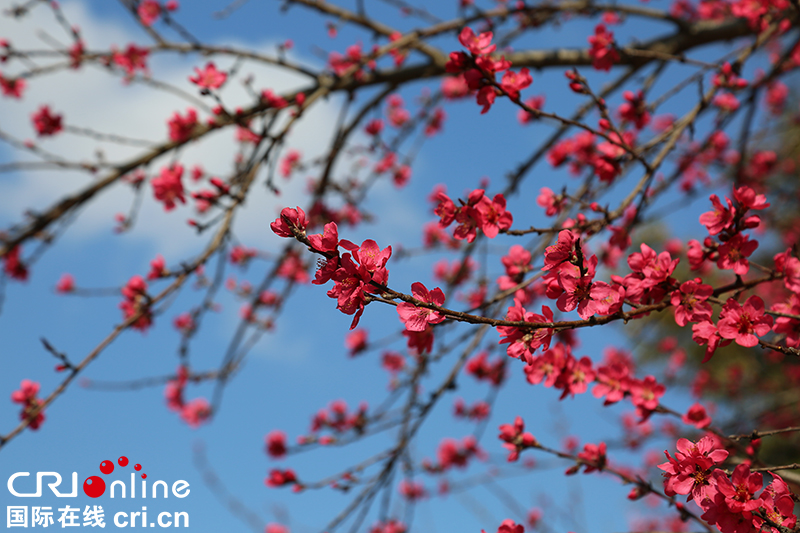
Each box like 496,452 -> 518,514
466,351 -> 507,386
110,43 -> 149,78
547,129 -> 635,184
688,187 -> 782,361
191,175 -> 232,215
433,188 -> 513,242
137,0 -> 180,27
659,436 -> 797,533
328,43 -> 374,80
445,27 -> 532,114
163,366 -> 211,428
2,245 -> 28,281
119,275 -> 152,331
587,24 -> 620,71
453,398 -> 491,421
188,61 -> 227,91
31,105 -> 63,136
167,108 -> 199,143
422,436 -> 486,473
263,399 -> 372,459
500,332 -> 670,423
151,164 -> 186,211
271,206 -> 391,329
11,379 -> 45,430
0,73 -> 26,98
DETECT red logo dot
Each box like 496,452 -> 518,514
141,474 -> 147,479
100,461 -> 114,475
118,456 -> 129,467
83,476 -> 106,498
134,464 -> 142,471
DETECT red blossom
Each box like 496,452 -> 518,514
266,431 -> 288,459
397,282 -> 446,331
31,105 -> 63,136
152,164 -> 186,211
189,62 -> 227,90
681,403 -> 712,429
167,108 -> 198,142
717,296 -> 773,348
588,25 -> 620,71
138,0 -> 162,26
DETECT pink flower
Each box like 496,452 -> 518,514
629,375 -> 665,418
618,90 -> 650,129
308,221 -> 339,253
229,245 -> 257,266
55,273 -> 75,293
31,105 -> 63,136
270,206 -> 308,238
772,294 -> 800,348
543,230 -> 579,270
180,398 -> 211,427
280,150 -> 301,178
137,0 -> 162,26
501,245 -> 532,277
717,463 -> 762,513
265,469 -> 297,488
4,245 -> 29,282
498,416 -> 537,462
397,282 -> 446,331
500,68 -> 532,100
165,367 -> 187,411
476,86 -> 497,114
458,27 -> 496,55
473,191 -> 513,238
381,351 -> 405,374
173,312 -> 195,334
189,62 -> 227,90
466,352 -> 506,386
518,95 -> 545,124
712,92 -> 740,111
658,436 -> 728,502
442,74 -> 470,99
397,480 -> 426,500
558,356 -> 596,399
167,108 -> 198,142
717,233 -> 758,276
765,80 -> 788,115
498,301 -> 554,363
147,254 -> 167,279
261,89 -> 288,109
592,362 -> 632,405
11,379 -> 40,404
152,164 -> 185,211
670,279 -> 713,326
112,44 -> 149,76
345,328 -> 368,356
692,320 -> 731,363
575,442 -> 607,474
11,379 -> 45,430
588,25 -> 619,71
0,75 -> 26,98
717,296 -> 773,347
699,194 -> 733,235
120,275 -> 152,331
266,431 -> 288,459
681,403 -> 712,429
364,119 -> 383,135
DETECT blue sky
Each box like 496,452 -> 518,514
0,0 -> 776,531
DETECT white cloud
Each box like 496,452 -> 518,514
0,0 -> 347,259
